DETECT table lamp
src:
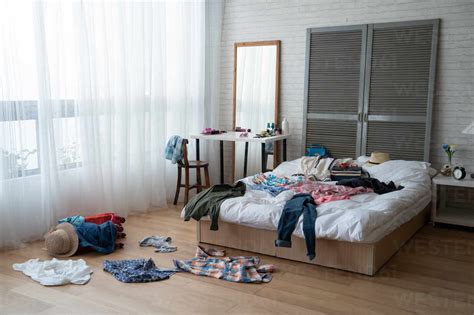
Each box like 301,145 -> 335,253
462,122 -> 474,178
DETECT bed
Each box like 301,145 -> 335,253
184,157 -> 435,275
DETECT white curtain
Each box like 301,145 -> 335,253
235,45 -> 277,179
0,0 -> 222,248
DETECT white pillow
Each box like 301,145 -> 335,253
273,158 -> 302,176
364,160 -> 433,184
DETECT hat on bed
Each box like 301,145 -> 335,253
45,222 -> 79,257
366,152 -> 390,167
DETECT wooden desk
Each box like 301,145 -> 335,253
190,132 -> 290,183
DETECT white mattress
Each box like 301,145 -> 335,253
182,158 -> 434,243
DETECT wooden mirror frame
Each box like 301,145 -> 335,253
232,40 -> 281,182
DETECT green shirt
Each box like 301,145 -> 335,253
184,181 -> 246,230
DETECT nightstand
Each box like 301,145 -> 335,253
431,174 -> 474,227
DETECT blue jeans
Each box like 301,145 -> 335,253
275,193 -> 317,260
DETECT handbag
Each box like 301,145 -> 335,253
305,144 -> 328,157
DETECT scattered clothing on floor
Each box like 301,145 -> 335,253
290,180 -> 373,204
337,177 -> 404,195
196,245 -> 225,257
103,258 -> 175,283
59,213 -> 125,227
184,181 -> 246,231
58,212 -> 126,250
58,215 -> 85,227
12,258 -> 92,286
275,193 -> 317,260
139,236 -> 177,253
82,212 -> 126,225
165,135 -> 184,164
173,246 -> 273,283
76,221 -> 117,254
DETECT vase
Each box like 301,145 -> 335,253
440,156 -> 453,176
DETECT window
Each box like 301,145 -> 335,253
0,100 -> 82,179
0,2 -> 81,180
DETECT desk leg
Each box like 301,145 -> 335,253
195,139 -> 200,160
261,143 -> 267,173
243,142 -> 249,178
220,140 -> 224,183
282,139 -> 287,161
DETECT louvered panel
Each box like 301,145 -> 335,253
306,119 -> 358,158
307,30 -> 363,114
368,25 -> 433,116
366,121 -> 426,160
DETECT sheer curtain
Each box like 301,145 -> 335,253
0,0 -> 222,248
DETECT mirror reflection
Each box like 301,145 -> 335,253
233,41 -> 280,180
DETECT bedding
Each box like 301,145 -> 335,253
182,157 -> 434,243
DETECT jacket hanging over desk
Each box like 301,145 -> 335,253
183,181 -> 246,230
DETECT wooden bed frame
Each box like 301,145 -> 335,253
197,205 -> 429,276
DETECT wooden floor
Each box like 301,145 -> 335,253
1,205 -> 474,314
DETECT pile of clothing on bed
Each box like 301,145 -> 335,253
183,155 -> 407,262
248,158 -> 404,260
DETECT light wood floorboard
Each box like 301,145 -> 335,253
1,205 -> 474,314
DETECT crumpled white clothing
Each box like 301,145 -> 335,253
296,156 -> 334,180
12,258 -> 92,286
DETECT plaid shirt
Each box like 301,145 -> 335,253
173,246 -> 274,283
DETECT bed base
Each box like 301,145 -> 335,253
197,206 -> 429,276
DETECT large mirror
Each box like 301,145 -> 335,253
233,40 -> 280,180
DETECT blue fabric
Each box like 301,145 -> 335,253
75,221 -> 117,254
139,235 -> 177,253
103,259 -> 176,283
247,184 -> 288,196
306,145 -> 328,157
275,193 -> 317,260
58,215 -> 85,227
165,135 -> 183,164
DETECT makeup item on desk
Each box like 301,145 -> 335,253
235,127 -> 249,132
201,128 -> 225,135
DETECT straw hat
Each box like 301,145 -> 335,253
366,152 -> 390,167
45,223 -> 79,257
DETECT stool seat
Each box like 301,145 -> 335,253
180,160 -> 209,168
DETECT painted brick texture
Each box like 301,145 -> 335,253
219,0 -> 474,180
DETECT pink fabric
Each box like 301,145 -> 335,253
290,181 -> 372,205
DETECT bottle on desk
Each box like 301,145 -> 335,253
282,117 -> 289,135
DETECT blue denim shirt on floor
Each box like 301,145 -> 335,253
274,193 -> 317,260
103,259 -> 176,283
75,221 -> 117,254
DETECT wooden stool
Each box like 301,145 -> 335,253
173,139 -> 210,205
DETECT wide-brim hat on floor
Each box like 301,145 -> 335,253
45,222 -> 79,257
366,152 -> 390,167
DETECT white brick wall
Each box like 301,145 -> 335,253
219,0 -> 474,180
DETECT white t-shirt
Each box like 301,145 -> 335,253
13,258 -> 92,286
